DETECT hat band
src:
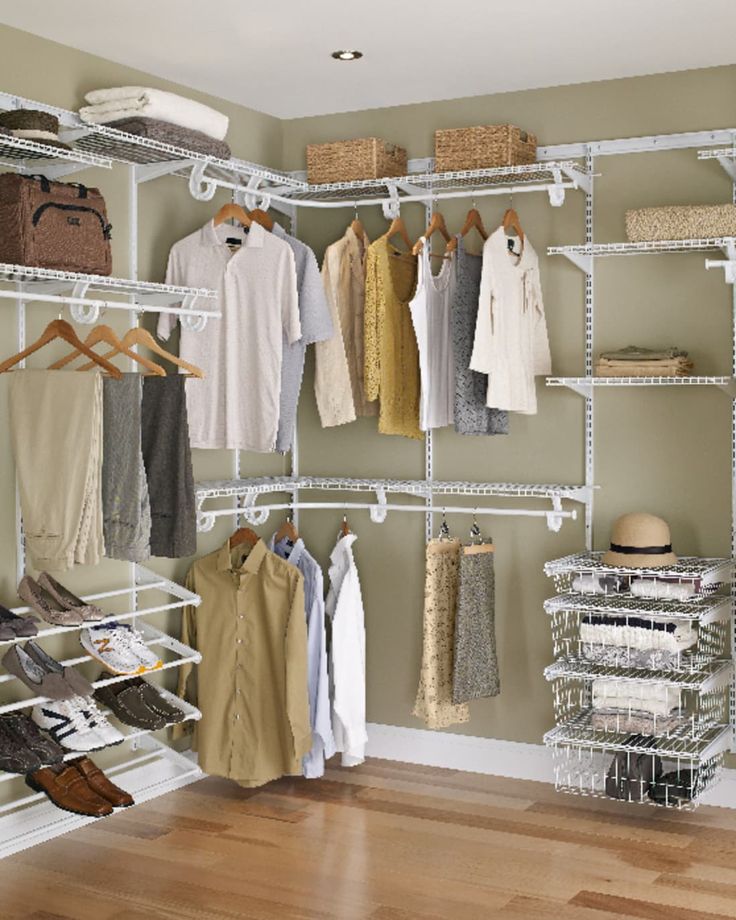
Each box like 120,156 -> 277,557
609,542 -> 672,555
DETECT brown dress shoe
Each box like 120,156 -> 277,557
70,756 -> 134,808
27,764 -> 114,817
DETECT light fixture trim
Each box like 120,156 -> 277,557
331,49 -> 363,61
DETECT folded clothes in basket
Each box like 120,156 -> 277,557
593,707 -> 688,735
630,579 -> 697,601
104,117 -> 231,160
592,679 -> 682,718
581,613 -> 697,656
572,574 -> 630,595
583,645 -> 686,669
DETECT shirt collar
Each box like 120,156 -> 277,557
272,222 -> 288,241
202,218 -> 265,249
217,537 -> 268,574
330,532 -> 357,566
268,533 -> 305,568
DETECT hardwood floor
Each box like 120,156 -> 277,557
2,759 -> 736,919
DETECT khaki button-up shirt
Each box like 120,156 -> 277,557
177,539 -> 311,787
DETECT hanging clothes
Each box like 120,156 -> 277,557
413,539 -> 470,730
9,370 -> 104,571
452,546 -> 500,704
364,235 -> 422,439
269,534 -> 335,779
157,220 -> 300,451
327,532 -> 367,767
451,236 -> 509,436
272,223 -> 333,453
408,238 -> 456,431
176,539 -> 311,787
316,225 -> 377,427
469,227 -> 551,415
102,373 -> 151,563
140,375 -> 196,559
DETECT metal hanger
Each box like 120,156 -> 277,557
437,509 -> 452,541
0,318 -> 122,378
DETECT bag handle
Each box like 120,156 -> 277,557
24,175 -> 89,198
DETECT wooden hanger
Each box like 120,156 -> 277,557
248,208 -> 274,231
502,207 -> 525,249
274,515 -> 298,544
229,526 -> 260,550
213,203 -> 252,227
385,214 -> 412,251
350,217 -> 365,240
460,207 -> 488,242
412,211 -> 457,256
0,319 -> 122,378
80,326 -> 204,377
340,514 -> 351,537
49,324 -> 166,375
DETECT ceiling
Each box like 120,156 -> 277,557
1,0 -> 734,119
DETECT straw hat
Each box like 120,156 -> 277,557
602,512 -> 677,568
0,109 -> 70,150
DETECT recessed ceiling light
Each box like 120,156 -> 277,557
331,50 -> 363,61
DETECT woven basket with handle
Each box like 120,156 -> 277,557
434,124 -> 537,173
307,138 -> 408,185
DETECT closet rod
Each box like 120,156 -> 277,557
0,289 -> 219,320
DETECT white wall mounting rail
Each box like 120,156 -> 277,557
195,476 -> 589,534
0,263 -> 219,328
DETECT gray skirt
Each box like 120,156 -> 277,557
452,549 -> 500,704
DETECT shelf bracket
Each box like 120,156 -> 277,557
188,160 -> 217,202
547,167 -> 566,207
715,377 -> 736,398
195,494 -> 216,534
240,491 -> 271,526
179,293 -> 209,332
243,174 -> 268,211
705,241 -> 736,285
381,184 -> 401,220
559,163 -> 592,195
561,251 -> 593,275
25,160 -> 93,182
68,281 -> 100,324
546,495 -> 567,533
716,154 -> 736,183
369,487 -> 388,523
136,159 -> 196,184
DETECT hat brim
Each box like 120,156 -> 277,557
601,550 -> 678,569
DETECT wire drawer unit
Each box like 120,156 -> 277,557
542,553 -> 734,808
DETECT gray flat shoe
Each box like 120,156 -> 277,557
18,576 -> 83,627
25,640 -> 93,698
1,645 -> 75,700
37,573 -> 104,623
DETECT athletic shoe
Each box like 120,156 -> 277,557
80,623 -> 163,675
79,697 -> 125,747
31,697 -> 105,752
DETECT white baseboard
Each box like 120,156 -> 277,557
365,722 -> 736,809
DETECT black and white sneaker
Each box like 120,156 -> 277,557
31,697 -> 106,752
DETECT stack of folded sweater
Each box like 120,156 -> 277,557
580,613 -> 698,668
591,678 -> 688,734
595,345 -> 693,377
79,87 -> 231,160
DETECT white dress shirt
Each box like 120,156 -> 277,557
326,532 -> 367,767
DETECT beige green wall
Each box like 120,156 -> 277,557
0,20 -> 733,788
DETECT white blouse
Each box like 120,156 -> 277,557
408,239 -> 456,431
469,227 -> 550,415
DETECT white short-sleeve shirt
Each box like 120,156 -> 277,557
158,220 -> 300,451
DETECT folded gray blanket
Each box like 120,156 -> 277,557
105,116 -> 231,160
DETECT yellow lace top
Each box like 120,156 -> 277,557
364,235 -> 422,440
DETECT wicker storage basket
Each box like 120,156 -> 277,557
625,204 -> 736,242
434,124 -> 537,172
307,138 -> 408,185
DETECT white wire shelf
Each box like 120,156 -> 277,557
195,476 -> 589,534
547,375 -> 735,396
0,133 -> 112,176
549,238 -> 735,257
0,620 -> 201,716
0,689 -> 200,792
544,552 -> 733,588
0,262 -> 219,327
545,656 -> 733,690
0,564 -> 199,649
544,592 -> 731,625
544,711 -> 731,761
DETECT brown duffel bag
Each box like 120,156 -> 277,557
0,173 -> 113,275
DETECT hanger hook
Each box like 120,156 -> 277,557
354,201 -> 359,221
472,191 -> 477,210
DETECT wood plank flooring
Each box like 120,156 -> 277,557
2,759 -> 736,919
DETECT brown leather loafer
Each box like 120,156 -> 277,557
27,764 -> 114,817
69,756 -> 134,808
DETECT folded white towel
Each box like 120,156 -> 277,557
580,619 -> 697,654
630,579 -> 696,600
592,679 -> 681,717
80,87 -> 228,141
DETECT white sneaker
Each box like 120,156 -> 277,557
32,697 -> 105,752
79,697 -> 125,746
81,623 -> 163,675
